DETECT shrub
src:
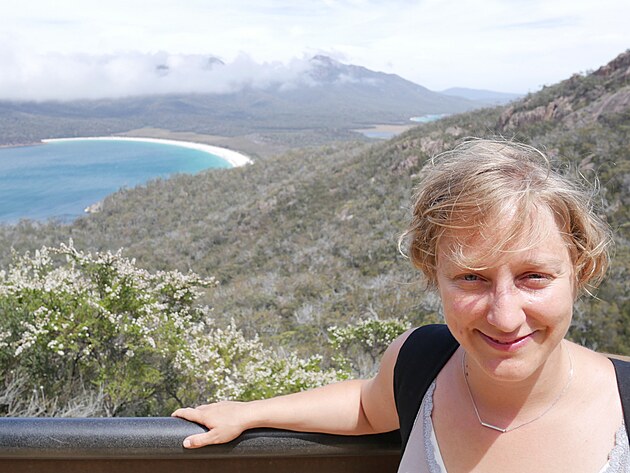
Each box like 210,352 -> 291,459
328,316 -> 411,377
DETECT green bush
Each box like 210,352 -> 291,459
328,316 -> 411,376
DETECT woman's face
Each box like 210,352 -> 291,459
435,207 -> 575,382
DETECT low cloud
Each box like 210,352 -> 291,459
0,51 -> 318,101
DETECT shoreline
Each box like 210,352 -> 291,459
40,136 -> 253,168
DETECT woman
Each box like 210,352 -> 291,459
173,139 -> 629,472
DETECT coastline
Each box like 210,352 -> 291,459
40,136 -> 253,168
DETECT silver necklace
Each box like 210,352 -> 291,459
461,344 -> 574,433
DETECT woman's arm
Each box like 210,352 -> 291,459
172,329 -> 414,448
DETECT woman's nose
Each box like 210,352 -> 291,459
486,285 -> 526,332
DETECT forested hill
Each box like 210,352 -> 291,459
1,50 -> 628,356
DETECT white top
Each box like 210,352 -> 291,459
398,381 -> 629,473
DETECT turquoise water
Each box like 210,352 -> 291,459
409,114 -> 448,123
0,140 -> 232,223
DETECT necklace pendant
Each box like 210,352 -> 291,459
480,421 -> 508,433
461,344 -> 574,435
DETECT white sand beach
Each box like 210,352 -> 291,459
41,136 -> 252,167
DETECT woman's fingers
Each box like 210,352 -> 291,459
183,431 -> 219,448
183,426 -> 243,448
172,403 -> 246,448
171,406 -> 210,425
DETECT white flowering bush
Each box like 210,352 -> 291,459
0,243 -> 345,416
328,317 -> 411,377
177,320 -> 345,404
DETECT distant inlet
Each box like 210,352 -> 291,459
41,136 -> 252,167
409,114 -> 449,123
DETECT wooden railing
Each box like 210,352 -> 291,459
0,417 -> 401,473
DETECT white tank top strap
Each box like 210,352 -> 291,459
397,381 -> 629,473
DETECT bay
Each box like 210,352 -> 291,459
0,139 -> 232,223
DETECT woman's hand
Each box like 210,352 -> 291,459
170,335 -> 413,449
172,401 -> 251,448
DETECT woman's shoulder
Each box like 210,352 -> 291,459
562,341 -> 628,459
567,341 -> 626,420
568,341 -> 630,372
567,341 -> 626,383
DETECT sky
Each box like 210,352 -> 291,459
1,0 -> 628,101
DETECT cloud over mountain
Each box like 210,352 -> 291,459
0,52 -> 323,101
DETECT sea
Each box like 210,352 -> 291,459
409,114 -> 449,123
0,139 -> 232,223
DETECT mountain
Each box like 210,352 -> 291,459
0,56 -> 478,149
1,51 -> 628,357
299,56 -> 477,113
440,87 -> 522,105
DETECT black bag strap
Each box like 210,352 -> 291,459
610,358 -> 630,440
393,324 -> 459,453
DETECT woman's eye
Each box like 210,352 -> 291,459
462,274 -> 480,281
525,273 -> 547,280
521,273 -> 553,287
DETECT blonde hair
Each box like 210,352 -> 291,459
400,139 -> 611,294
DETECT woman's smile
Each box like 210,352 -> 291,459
477,330 -> 535,352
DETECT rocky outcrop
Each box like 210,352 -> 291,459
592,50 -> 630,79
561,85 -> 630,128
497,51 -> 630,132
587,86 -> 630,118
396,136 -> 444,154
390,154 -> 420,174
498,96 -> 573,130
84,201 -> 103,214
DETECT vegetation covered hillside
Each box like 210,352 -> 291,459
1,51 -> 628,361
